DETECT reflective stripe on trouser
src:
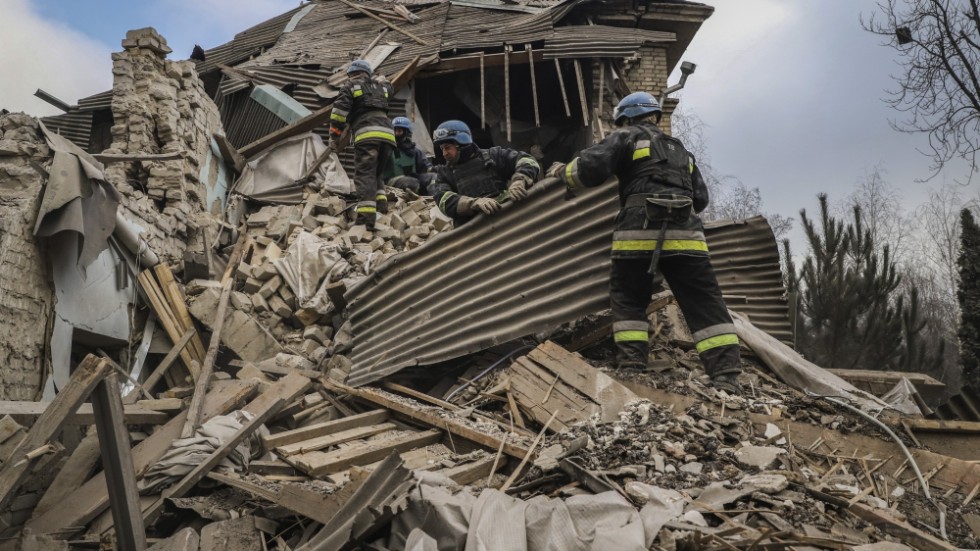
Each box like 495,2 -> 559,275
610,255 -> 740,377
611,229 -> 708,254
354,141 -> 393,226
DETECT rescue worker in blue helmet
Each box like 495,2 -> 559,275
429,120 -> 540,227
383,116 -> 435,194
329,59 -> 395,229
547,92 -> 742,394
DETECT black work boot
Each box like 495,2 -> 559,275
375,193 -> 389,214
615,341 -> 648,371
710,373 -> 741,395
354,212 -> 375,230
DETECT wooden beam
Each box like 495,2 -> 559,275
207,471 -> 337,524
573,59 -> 589,127
338,0 -> 428,45
526,44 -> 540,127
213,133 -> 246,173
901,419 -> 980,433
437,455 -> 505,485
93,152 -> 183,163
26,380 -> 260,538
504,45 -> 511,142
137,327 -> 195,397
323,379 -> 530,460
262,409 -> 389,449
480,52 -> 486,129
0,402 -> 168,425
138,270 -> 198,381
182,235 -> 250,438
275,423 -> 396,456
555,59 -> 571,117
0,355 -> 111,514
288,429 -> 441,476
421,49 -> 546,75
383,382 -> 460,411
91,372 -> 146,550
141,398 -> 287,526
153,264 -> 206,363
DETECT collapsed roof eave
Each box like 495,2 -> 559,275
591,1 -> 713,74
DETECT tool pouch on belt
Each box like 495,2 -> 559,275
644,194 -> 693,275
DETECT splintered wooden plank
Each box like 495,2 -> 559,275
208,471 -> 336,524
275,423 -> 396,457
0,355 -> 111,514
437,455 -> 506,485
0,402 -> 168,425
25,380 -> 259,538
323,380 -> 530,460
290,429 -> 441,477
528,341 -> 637,406
153,264 -> 207,363
262,409 -> 389,449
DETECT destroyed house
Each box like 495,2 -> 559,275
6,0 -> 980,549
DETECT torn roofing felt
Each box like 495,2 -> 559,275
344,177 -> 791,387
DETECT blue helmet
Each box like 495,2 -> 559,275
613,92 -> 661,126
347,59 -> 373,76
432,120 -> 473,146
392,116 -> 412,133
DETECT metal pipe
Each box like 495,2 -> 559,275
817,394 -> 947,540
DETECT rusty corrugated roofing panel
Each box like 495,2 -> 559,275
543,25 -> 675,58
196,6 -> 307,74
40,111 -> 94,151
345,178 -> 791,386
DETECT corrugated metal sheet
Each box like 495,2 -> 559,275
936,387 -> 980,421
543,25 -> 674,59
40,111 -> 94,151
195,6 -> 305,74
345,177 -> 791,387
77,90 -> 113,110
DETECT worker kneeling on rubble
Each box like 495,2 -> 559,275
329,59 -> 395,229
429,120 -> 540,226
548,92 -> 742,394
384,116 -> 435,195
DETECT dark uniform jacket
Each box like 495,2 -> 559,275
558,121 -> 709,259
329,75 -> 395,146
430,144 -> 540,224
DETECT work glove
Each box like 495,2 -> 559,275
545,162 -> 566,179
507,173 -> 533,201
473,197 -> 501,215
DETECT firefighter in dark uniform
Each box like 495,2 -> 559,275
549,92 -> 742,393
429,120 -> 540,227
384,116 -> 435,194
329,59 -> 395,229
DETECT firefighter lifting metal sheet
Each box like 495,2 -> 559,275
548,62 -> 743,394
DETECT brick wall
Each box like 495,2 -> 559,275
102,28 -> 225,264
0,114 -> 54,400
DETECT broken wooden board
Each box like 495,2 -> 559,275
262,409 -> 389,449
506,341 -> 638,431
0,401 -> 169,425
275,423 -> 397,457
0,355 -> 111,515
286,429 -> 441,477
324,379 -> 530,460
25,379 -> 259,538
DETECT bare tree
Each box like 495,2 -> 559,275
863,0 -> 980,180
841,165 -> 915,263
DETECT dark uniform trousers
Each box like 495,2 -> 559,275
610,252 -> 740,377
354,141 -> 393,225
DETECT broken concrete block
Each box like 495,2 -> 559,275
740,473 -> 789,494
189,288 -> 283,363
230,291 -> 252,313
243,277 -> 263,294
147,527 -> 200,551
258,275 -> 282,299
185,279 -> 223,296
278,285 -> 297,309
251,293 -> 270,314
303,325 -> 329,345
326,354 -> 351,376
294,307 -> 321,326
734,445 -> 785,470
268,295 -> 292,318
254,263 -> 279,281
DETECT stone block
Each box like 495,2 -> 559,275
251,293 -> 269,313
268,295 -> 292,318
258,275 -> 282,299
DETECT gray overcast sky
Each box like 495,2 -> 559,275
674,0 -> 976,234
1,0 -> 976,249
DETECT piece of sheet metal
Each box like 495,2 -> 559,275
345,177 -> 791,386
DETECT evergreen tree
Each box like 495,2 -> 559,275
791,194 -> 945,372
959,209 -> 980,388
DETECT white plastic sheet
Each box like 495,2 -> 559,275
233,132 -> 352,202
273,231 -> 344,311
